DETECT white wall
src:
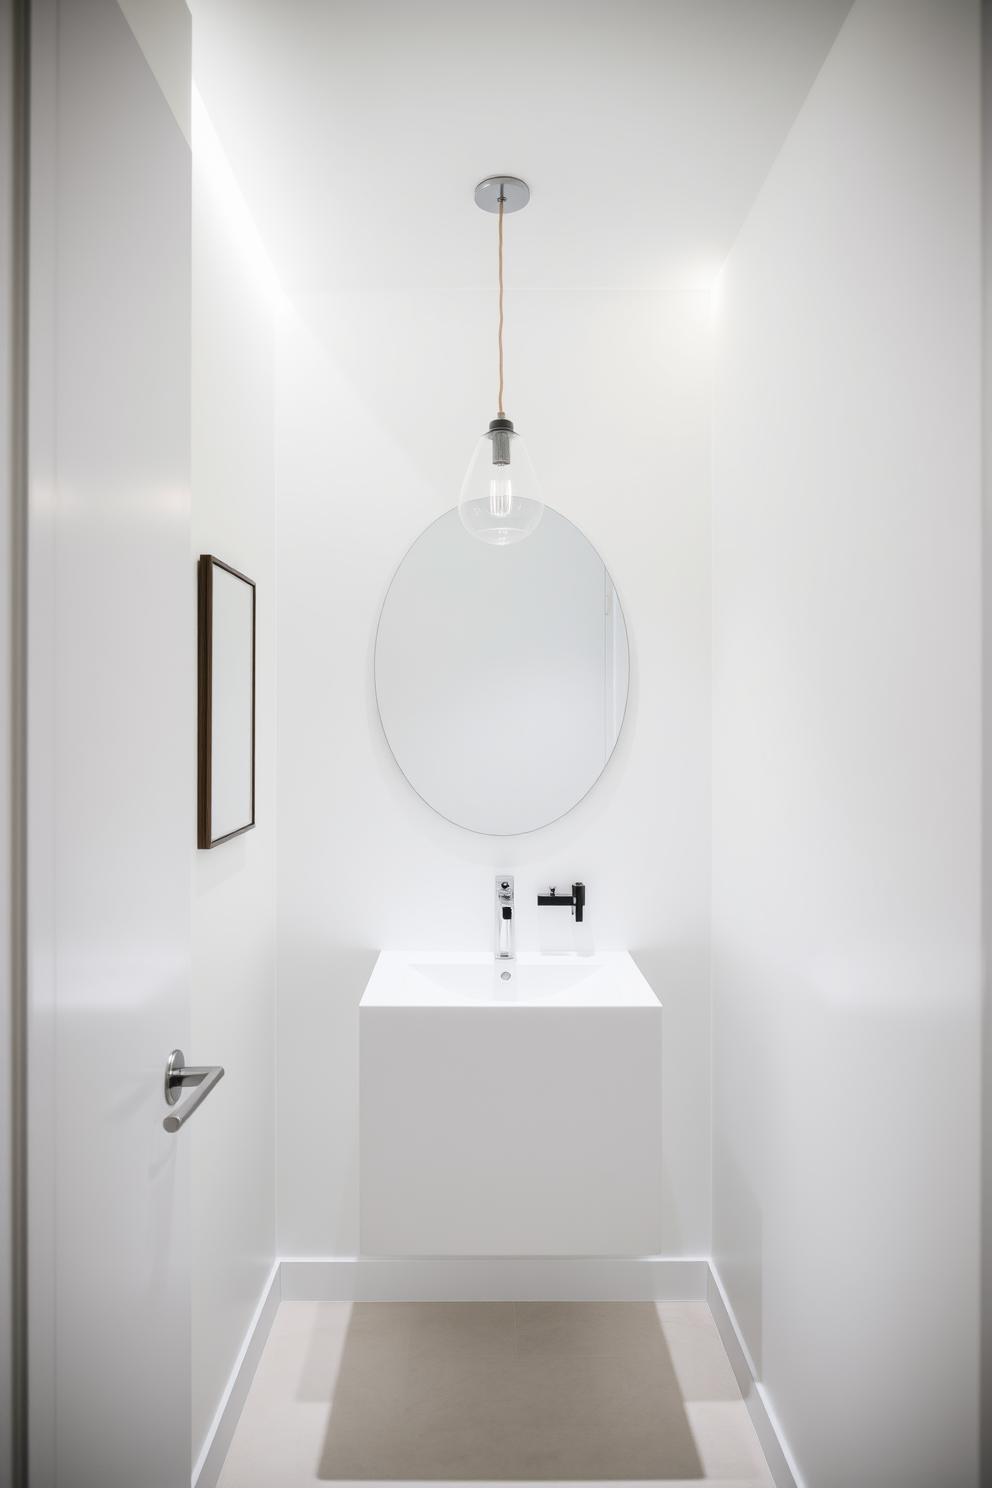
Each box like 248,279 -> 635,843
711,3 -> 981,1485
117,0 -> 191,145
275,283 -> 713,1259
28,1 -> 194,1480
189,84 -> 277,1468
0,0 -> 17,1475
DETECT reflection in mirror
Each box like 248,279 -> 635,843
375,508 -> 629,835
198,556 -> 255,848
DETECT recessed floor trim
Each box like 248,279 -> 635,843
280,1256 -> 709,1303
706,1267 -> 802,1488
193,1260 -> 282,1488
195,1258 -> 799,1488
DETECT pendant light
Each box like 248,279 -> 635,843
458,176 -> 544,546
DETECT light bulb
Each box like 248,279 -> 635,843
458,417 -> 544,545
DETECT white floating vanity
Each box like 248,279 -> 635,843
359,951 -> 662,1256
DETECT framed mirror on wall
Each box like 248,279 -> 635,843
198,555 -> 256,848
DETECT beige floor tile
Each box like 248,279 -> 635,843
217,1364 -> 323,1480
410,1301 -> 519,1363
217,1303 -> 355,1487
685,1400 -> 776,1485
297,1303 -> 357,1403
217,1401 -> 327,1488
656,1303 -> 742,1403
318,1302 -> 702,1480
513,1301 -> 671,1360
218,1298 -> 776,1487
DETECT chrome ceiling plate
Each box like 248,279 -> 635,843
474,176 -> 530,213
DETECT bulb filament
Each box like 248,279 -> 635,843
490,478 -> 512,518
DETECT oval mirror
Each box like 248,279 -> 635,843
375,507 -> 629,835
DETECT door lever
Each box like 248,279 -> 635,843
163,1049 -> 224,1133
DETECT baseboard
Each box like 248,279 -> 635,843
279,1254 -> 709,1301
192,1259 -> 282,1488
192,1255 -> 799,1488
706,1263 -> 803,1488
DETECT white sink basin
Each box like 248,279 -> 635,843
363,950 -> 660,1006
360,951 -> 662,1256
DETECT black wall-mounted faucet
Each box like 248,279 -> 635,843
537,883 -> 586,922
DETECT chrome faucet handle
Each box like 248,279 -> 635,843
495,875 -> 515,960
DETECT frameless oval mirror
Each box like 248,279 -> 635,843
375,507 -> 629,835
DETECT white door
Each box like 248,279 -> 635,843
28,2 -> 193,1483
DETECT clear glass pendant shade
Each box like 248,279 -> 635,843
458,419 -> 544,546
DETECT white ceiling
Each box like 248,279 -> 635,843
191,0 -> 853,291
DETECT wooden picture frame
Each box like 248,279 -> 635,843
198,555 -> 256,848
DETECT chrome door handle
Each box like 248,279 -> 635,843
163,1049 -> 224,1133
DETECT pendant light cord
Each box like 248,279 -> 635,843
498,194 -> 505,416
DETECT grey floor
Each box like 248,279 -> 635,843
218,1300 -> 775,1486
